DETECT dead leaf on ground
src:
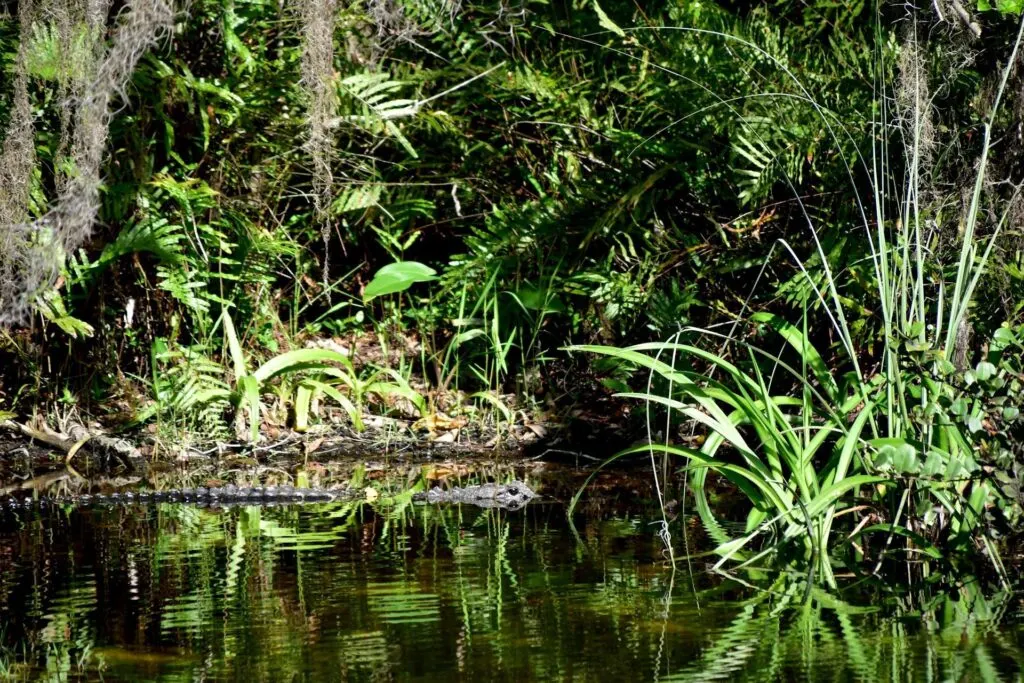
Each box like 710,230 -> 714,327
526,424 -> 548,438
434,429 -> 459,443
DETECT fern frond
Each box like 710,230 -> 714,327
338,72 -> 419,157
36,289 -> 95,338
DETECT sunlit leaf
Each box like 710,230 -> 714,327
363,261 -> 437,301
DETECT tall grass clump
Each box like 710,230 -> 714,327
574,13 -> 1024,582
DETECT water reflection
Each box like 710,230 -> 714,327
0,495 -> 1022,681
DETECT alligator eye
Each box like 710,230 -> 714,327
508,485 -> 520,495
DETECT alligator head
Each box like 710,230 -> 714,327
473,481 -> 536,510
418,480 -> 537,509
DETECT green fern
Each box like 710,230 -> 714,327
148,343 -> 231,420
23,20 -> 99,84
36,289 -> 95,339
339,72 -> 419,157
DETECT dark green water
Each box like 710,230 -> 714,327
1,487 -> 1023,681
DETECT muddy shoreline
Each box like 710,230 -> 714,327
0,424 -> 676,518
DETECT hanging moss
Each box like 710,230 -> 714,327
50,0 -> 110,192
299,0 -> 338,290
366,0 -> 461,59
0,0 -> 39,323
0,0 -> 172,324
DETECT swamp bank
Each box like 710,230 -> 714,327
7,0 -> 1024,678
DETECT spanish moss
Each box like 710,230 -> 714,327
299,0 -> 338,290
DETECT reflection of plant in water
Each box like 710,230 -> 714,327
663,572 -> 1016,682
0,637 -> 28,682
6,578 -> 100,683
4,482 -> 1024,681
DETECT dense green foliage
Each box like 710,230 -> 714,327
0,0 -> 882,400
5,0 -> 1024,573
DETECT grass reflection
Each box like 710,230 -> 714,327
0,481 -> 1022,681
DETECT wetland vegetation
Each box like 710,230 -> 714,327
5,0 -> 1024,678
2,464 -> 1023,681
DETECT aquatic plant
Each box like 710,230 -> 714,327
575,12 -> 1024,580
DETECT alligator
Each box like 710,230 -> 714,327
1,481 -> 536,511
411,481 -> 536,510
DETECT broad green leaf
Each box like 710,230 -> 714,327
222,310 -> 248,378
870,438 -> 921,474
801,475 -> 886,525
751,311 -> 838,399
826,401 -> 874,487
993,326 -> 1018,346
974,361 -> 997,381
253,349 -> 354,383
569,344 -> 757,452
967,415 -> 984,434
363,261 -> 437,301
294,382 -> 314,432
450,329 -> 486,347
302,379 -> 365,432
615,392 -> 761,472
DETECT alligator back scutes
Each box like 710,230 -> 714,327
412,481 -> 536,510
2,481 -> 538,511
3,484 -> 352,509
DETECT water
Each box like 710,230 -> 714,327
1,475 -> 1023,681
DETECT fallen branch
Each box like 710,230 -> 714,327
0,472 -> 145,496
0,418 -> 142,468
948,0 -> 982,39
0,470 -> 73,496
